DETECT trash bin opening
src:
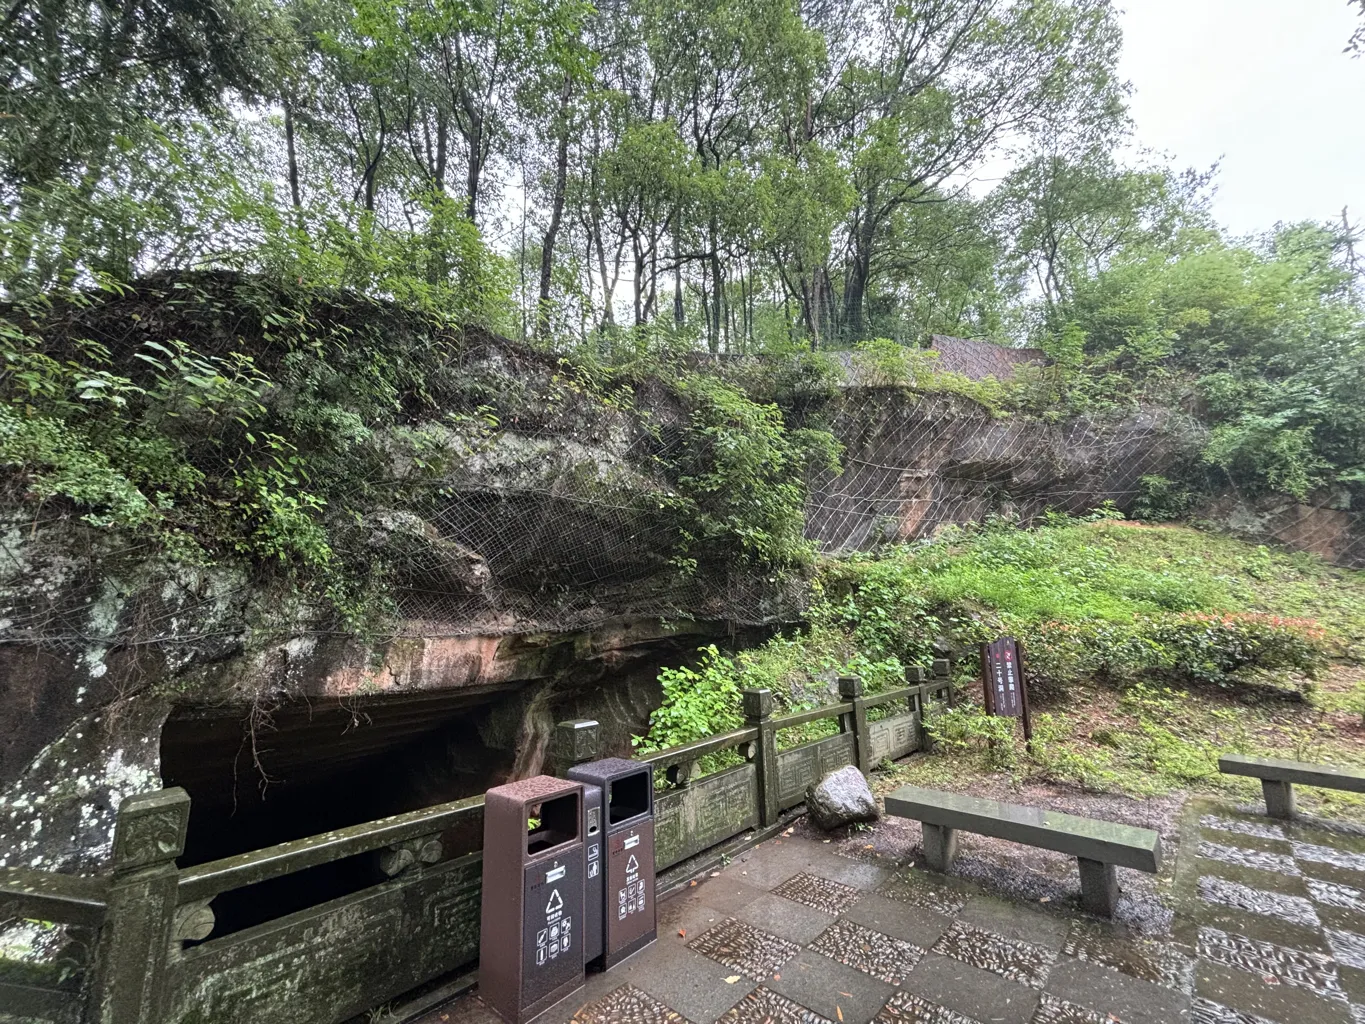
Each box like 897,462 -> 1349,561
526,793 -> 580,854
607,772 -> 650,825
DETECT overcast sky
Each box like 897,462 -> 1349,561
1118,0 -> 1364,239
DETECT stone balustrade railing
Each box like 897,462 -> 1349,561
0,662 -> 954,1024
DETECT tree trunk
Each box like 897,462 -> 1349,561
843,192 -> 878,341
284,103 -> 302,212
465,112 -> 483,221
536,82 -> 572,340
673,210 -> 684,326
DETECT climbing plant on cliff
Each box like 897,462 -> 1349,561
663,372 -> 841,571
0,271 -> 842,641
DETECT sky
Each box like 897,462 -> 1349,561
1117,0 -> 1365,239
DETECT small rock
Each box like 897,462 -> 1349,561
805,766 -> 879,831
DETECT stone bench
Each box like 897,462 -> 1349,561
884,784 -> 1162,917
1219,753 -> 1365,819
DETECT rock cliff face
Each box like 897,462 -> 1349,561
3,350 -> 1361,873
805,389 -> 1202,550
0,305 -> 798,871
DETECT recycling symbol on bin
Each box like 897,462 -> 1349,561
545,888 -> 563,914
626,854 -> 638,873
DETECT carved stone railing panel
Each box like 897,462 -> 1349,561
775,733 -> 858,810
654,765 -> 759,871
164,854 -> 481,1024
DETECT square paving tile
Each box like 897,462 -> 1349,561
1189,997 -> 1279,1024
772,872 -> 864,915
1295,842 -> 1365,874
689,918 -> 802,982
1029,993 -> 1113,1024
1295,841 -> 1365,893
877,871 -> 969,917
1195,958 -> 1353,1024
1197,875 -> 1321,929
806,854 -> 890,891
1044,956 -> 1191,1024
696,880 -> 769,915
840,891 -> 954,950
1310,878 -> 1365,914
931,920 -> 1057,989
1327,928 -> 1365,971
1195,926 -> 1346,1003
1199,814 -> 1287,843
1198,841 -> 1301,878
957,895 -> 1068,952
900,953 -> 1040,1024
718,986 -> 832,1024
766,949 -> 896,1024
623,944 -> 756,1024
719,849 -> 802,891
570,985 -> 694,1024
736,893 -> 836,945
1060,921 -> 1195,993
808,919 -> 924,985
873,991 -> 982,1024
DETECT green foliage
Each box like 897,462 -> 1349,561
665,372 -> 841,569
0,277 -> 846,634
1052,224 -> 1365,500
847,339 -> 1011,413
636,645 -> 744,754
811,517 -> 1350,702
923,701 -> 1018,770
1025,712 -> 1118,791
1131,474 -> 1196,522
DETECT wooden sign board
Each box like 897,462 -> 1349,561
980,637 -> 1032,741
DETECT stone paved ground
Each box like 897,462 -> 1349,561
417,796 -> 1365,1024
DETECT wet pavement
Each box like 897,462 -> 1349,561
417,796 -> 1365,1024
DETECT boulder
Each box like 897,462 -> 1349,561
805,765 -> 879,831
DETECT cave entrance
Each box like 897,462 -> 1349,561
160,686 -> 517,937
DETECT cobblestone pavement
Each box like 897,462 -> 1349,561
417,797 -> 1365,1024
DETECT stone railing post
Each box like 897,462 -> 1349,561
553,719 -> 601,771
743,689 -> 779,827
90,787 -> 190,1024
838,676 -> 872,774
932,658 -> 955,706
906,665 -> 932,752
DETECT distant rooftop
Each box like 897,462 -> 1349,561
926,334 -> 1047,381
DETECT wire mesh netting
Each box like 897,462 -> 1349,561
1,324 -> 1362,663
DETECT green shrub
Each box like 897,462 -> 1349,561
665,372 -> 842,571
1144,611 -> 1329,686
923,701 -> 1018,770
635,645 -> 744,755
1131,474 -> 1196,522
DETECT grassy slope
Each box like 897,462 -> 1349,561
643,517 -> 1365,814
871,520 -> 1365,816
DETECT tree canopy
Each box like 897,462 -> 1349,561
1,0 -> 1362,518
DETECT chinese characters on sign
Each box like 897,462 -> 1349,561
980,637 -> 1032,741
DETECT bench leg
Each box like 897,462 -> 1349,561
1262,779 -> 1296,819
921,823 -> 958,872
1078,858 -> 1119,917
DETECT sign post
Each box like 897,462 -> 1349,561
980,637 -> 1032,746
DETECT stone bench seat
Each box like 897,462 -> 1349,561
884,783 -> 1162,917
1219,753 -> 1365,819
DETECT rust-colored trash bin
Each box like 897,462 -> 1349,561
479,775 -> 585,1024
566,758 -> 656,969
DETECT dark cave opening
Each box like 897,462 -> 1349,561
160,687 -> 517,938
